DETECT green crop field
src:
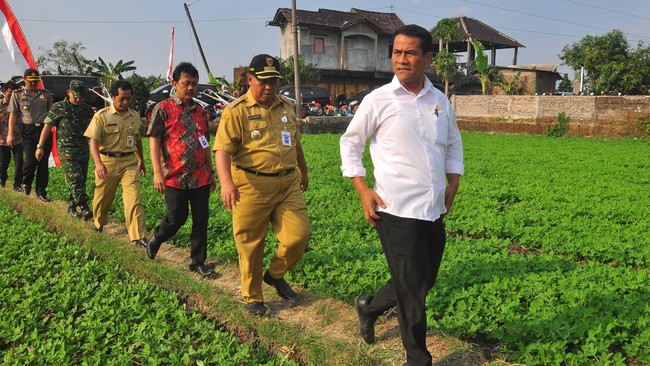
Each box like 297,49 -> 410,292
3,132 -> 649,365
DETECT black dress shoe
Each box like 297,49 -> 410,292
13,186 -> 23,192
263,270 -> 300,301
355,295 -> 377,344
132,238 -> 148,247
147,236 -> 162,260
21,184 -> 30,195
246,301 -> 268,316
91,225 -> 102,233
191,264 -> 215,277
0,180 -> 5,187
68,206 -> 80,218
37,194 -> 51,202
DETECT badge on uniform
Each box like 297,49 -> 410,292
281,130 -> 291,146
126,135 -> 134,148
251,130 -> 262,140
198,135 -> 209,149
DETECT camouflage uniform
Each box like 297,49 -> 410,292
44,93 -> 95,217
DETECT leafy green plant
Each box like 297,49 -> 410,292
546,112 -> 570,137
491,71 -> 523,95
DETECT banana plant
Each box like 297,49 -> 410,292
472,40 -> 491,95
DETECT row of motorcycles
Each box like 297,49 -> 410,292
301,101 -> 358,117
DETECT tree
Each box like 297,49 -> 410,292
279,55 -> 320,86
473,40 -> 493,95
432,18 -> 461,96
127,73 -> 151,118
557,74 -> 572,92
36,40 -> 92,75
559,29 -> 650,95
89,57 -> 137,89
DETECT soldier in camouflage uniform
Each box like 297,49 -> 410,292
35,80 -> 95,219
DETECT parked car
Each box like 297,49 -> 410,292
338,89 -> 374,108
278,85 -> 331,107
40,75 -> 106,111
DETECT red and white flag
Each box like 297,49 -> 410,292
1,1 -> 60,167
166,26 -> 175,82
0,0 -> 37,73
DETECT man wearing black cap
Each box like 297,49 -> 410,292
7,68 -> 53,201
214,54 -> 310,316
36,80 -> 95,219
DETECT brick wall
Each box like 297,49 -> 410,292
454,95 -> 650,137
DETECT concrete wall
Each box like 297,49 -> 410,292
454,95 -> 650,137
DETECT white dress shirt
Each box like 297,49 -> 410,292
340,76 -> 464,222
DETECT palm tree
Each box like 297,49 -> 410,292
432,18 -> 461,96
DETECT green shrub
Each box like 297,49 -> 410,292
546,112 -> 570,137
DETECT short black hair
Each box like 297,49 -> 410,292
394,24 -> 434,55
172,62 -> 199,82
2,80 -> 18,92
110,79 -> 133,96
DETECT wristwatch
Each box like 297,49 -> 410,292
36,143 -> 43,150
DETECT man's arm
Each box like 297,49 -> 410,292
444,173 -> 460,214
203,146 -> 217,191
136,136 -> 145,176
149,136 -> 165,194
90,138 -> 107,180
296,141 -> 308,191
7,112 -> 17,147
351,176 -> 386,227
34,125 -> 53,161
215,150 -> 238,211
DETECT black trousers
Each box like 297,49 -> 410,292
366,212 -> 446,366
0,143 -> 23,188
152,185 -> 210,269
22,124 -> 52,196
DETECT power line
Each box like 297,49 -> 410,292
461,0 -> 650,40
564,0 -> 650,21
18,16 -> 269,24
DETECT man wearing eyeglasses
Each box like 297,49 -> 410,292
7,68 -> 54,201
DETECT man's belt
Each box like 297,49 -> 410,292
235,165 -> 295,177
32,123 -> 42,127
100,151 -> 134,158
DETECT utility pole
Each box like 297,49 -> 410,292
184,2 -> 214,82
292,0 -> 302,117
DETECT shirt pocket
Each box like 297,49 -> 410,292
434,111 -> 449,145
105,123 -> 120,134
243,119 -> 269,146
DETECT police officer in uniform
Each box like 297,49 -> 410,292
84,80 -> 148,247
214,54 -> 311,316
36,80 -> 95,219
7,68 -> 53,201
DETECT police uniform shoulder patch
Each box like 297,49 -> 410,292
229,95 -> 246,108
278,95 -> 295,107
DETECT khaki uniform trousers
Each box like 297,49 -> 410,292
232,167 -> 310,303
92,155 -> 146,241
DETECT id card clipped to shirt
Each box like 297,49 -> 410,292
198,135 -> 209,149
281,131 -> 291,146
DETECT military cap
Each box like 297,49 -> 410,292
69,80 -> 87,98
248,54 -> 281,80
24,68 -> 40,82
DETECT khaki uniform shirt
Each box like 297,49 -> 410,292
213,91 -> 301,173
7,89 -> 53,125
84,105 -> 142,154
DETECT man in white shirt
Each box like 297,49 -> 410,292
339,24 -> 464,366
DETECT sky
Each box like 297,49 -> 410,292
2,0 -> 650,83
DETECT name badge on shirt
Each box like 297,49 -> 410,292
126,135 -> 134,148
281,130 -> 291,146
198,135 -> 209,149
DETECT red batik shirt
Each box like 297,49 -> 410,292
147,96 -> 212,189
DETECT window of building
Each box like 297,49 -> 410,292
314,37 -> 325,54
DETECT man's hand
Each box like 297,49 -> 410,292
35,148 -> 44,161
220,180 -> 240,212
208,173 -> 217,192
153,171 -> 166,194
299,170 -> 309,192
444,173 -> 461,215
138,160 -> 146,176
6,133 -> 13,148
95,162 -> 108,180
351,177 -> 386,227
